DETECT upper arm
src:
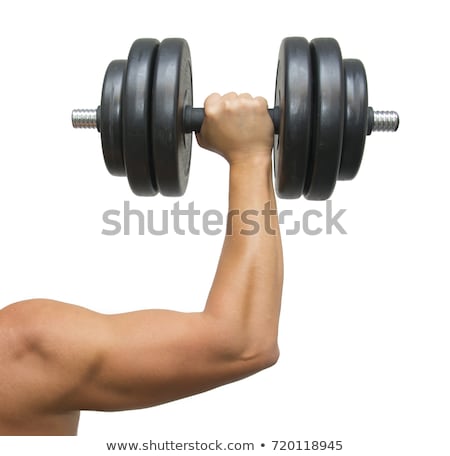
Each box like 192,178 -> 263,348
0,299 -> 255,414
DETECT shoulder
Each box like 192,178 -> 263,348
0,300 -> 85,433
0,300 -> 53,417
1,298 -> 110,361
0,299 -> 110,412
0,299 -> 69,355
0,298 -> 61,324
0,299 -> 47,357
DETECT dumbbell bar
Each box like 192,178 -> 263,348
72,37 -> 399,200
182,106 -> 392,136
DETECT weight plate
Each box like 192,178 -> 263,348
274,37 -> 312,199
123,38 -> 159,196
152,38 -> 192,196
339,59 -> 368,181
100,60 -> 126,176
304,38 -> 345,200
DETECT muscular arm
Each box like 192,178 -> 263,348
0,93 -> 283,418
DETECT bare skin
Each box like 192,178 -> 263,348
0,93 -> 283,436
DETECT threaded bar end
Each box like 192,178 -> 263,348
372,110 -> 399,132
72,109 -> 99,129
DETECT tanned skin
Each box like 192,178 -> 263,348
0,93 -> 283,435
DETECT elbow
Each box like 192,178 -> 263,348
265,344 -> 280,368
209,323 -> 280,376
222,340 -> 280,378
202,310 -> 281,376
240,343 -> 280,373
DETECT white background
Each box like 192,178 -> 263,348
0,0 -> 449,454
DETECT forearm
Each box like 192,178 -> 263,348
204,156 -> 283,357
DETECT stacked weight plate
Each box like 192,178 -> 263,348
98,38 -> 193,197
274,37 -> 369,200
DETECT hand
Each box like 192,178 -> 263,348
196,92 -> 274,166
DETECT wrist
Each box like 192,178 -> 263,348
229,154 -> 274,198
228,153 -> 273,171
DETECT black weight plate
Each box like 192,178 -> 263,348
274,37 -> 312,199
152,38 -> 192,196
339,59 -> 368,181
304,38 -> 345,200
100,60 -> 126,176
123,39 -> 159,196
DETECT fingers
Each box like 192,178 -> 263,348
204,93 -> 267,105
203,92 -> 269,121
204,92 -> 221,117
204,93 -> 221,105
237,93 -> 252,100
255,96 -> 269,109
224,93 -> 266,107
223,92 -> 239,100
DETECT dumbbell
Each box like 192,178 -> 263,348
72,37 -> 399,200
